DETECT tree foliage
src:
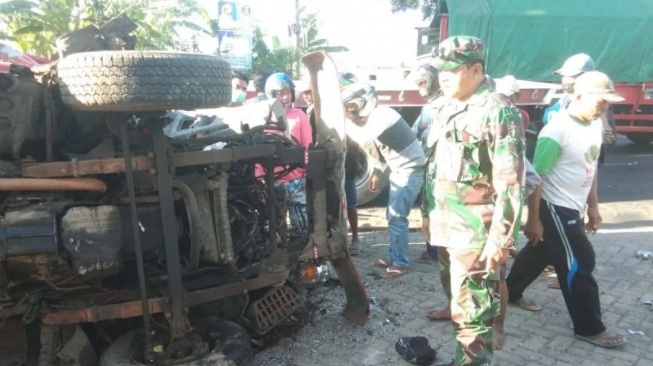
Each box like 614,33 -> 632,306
251,26 -> 298,77
250,11 -> 348,79
389,0 -> 447,19
0,0 -> 212,58
299,12 -> 349,54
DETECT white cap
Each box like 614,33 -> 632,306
573,71 -> 625,103
495,75 -> 520,97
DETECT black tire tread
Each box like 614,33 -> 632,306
57,51 -> 231,112
626,133 -> 653,145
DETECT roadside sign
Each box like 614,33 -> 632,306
217,1 -> 253,72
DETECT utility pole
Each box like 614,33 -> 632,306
294,0 -> 301,78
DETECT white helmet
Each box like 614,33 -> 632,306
341,82 -> 377,119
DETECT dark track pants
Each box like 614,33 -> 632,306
506,199 -> 606,336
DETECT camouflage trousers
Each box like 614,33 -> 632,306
437,246 -> 452,299
447,248 -> 500,366
438,249 -> 506,301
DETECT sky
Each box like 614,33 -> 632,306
197,0 -> 423,68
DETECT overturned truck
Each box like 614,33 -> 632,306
0,21 -> 368,366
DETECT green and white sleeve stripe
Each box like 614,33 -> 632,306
533,137 -> 562,175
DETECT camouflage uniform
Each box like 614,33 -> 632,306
426,36 -> 525,366
421,78 -> 505,303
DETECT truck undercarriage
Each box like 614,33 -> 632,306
0,18 -> 368,366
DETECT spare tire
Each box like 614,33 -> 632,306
57,51 -> 231,112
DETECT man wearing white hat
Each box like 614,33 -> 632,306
523,54 -> 617,292
516,71 -> 628,348
544,54 -> 617,158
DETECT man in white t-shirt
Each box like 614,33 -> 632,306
509,71 -> 627,348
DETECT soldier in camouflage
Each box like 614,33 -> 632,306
422,72 -> 540,352
425,36 -> 525,366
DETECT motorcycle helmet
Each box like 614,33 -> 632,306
264,72 -> 295,103
412,64 -> 439,98
341,82 -> 377,120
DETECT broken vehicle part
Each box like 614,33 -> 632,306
248,285 -> 304,335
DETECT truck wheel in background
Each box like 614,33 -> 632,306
354,144 -> 389,206
626,133 -> 653,146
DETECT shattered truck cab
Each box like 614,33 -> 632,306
0,42 -> 368,366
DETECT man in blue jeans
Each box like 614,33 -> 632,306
410,63 -> 442,264
342,82 -> 426,279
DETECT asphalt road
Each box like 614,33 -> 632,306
595,137 -> 653,228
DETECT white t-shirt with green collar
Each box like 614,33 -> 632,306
533,112 -> 603,213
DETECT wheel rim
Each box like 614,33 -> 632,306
354,149 -> 371,193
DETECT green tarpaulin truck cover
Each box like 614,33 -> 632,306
445,0 -> 653,82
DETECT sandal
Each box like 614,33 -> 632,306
543,266 -> 557,277
380,266 -> 408,279
371,259 -> 392,268
512,298 -> 541,312
425,309 -> 451,321
575,331 -> 628,348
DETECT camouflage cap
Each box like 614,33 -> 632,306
432,36 -> 485,71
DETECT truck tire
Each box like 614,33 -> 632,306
57,51 -> 231,112
626,133 -> 653,146
99,317 -> 252,366
355,145 -> 389,206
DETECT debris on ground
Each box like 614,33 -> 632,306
628,329 -> 646,336
635,250 -> 653,260
369,296 -> 390,308
395,336 -> 437,365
